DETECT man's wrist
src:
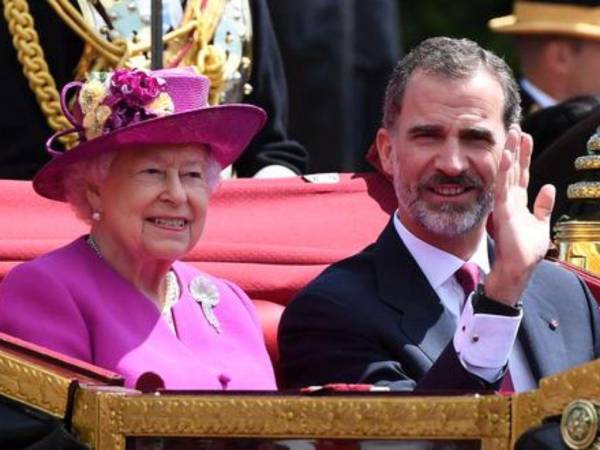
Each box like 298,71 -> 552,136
473,283 -> 522,316
484,270 -> 528,307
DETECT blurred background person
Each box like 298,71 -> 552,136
522,95 -> 600,161
268,0 -> 402,173
489,0 -> 600,116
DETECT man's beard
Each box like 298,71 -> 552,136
396,172 -> 493,237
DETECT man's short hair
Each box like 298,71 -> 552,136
382,36 -> 522,130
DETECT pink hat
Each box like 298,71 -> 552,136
33,67 -> 266,201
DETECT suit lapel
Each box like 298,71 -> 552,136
374,219 -> 456,363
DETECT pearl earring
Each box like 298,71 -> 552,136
92,211 -> 101,221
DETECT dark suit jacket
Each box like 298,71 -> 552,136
278,218 -> 600,390
520,85 -> 540,118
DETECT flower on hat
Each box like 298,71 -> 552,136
78,69 -> 174,140
146,92 -> 175,117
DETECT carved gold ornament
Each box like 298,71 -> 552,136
561,400 -> 600,449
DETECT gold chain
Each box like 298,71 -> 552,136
2,0 -> 76,145
55,0 -> 227,104
2,0 -> 229,150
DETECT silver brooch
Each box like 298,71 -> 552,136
189,276 -> 221,333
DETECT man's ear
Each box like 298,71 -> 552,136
376,127 -> 395,178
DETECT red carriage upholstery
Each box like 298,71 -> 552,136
1,173 -> 599,368
0,173 -> 397,365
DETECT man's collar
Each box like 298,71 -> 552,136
520,78 -> 557,109
393,212 -> 490,289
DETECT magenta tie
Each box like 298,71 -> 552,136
499,370 -> 515,393
455,262 -> 480,298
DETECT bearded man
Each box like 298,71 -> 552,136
278,36 -> 600,392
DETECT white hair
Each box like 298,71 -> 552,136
62,146 -> 222,224
63,152 -> 117,225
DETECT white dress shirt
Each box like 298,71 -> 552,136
393,214 -> 536,391
520,78 -> 557,109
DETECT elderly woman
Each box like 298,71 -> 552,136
0,68 -> 276,390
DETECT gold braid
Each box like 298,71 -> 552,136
166,0 -> 227,104
3,0 -> 228,147
2,0 -> 75,144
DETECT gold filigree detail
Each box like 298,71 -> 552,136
0,348 -> 72,417
588,129 -> 600,154
71,386 -> 99,447
574,156 -> 600,171
568,183 -> 600,199
510,360 -> 600,448
69,391 -> 510,450
539,360 -> 600,415
510,361 -> 600,447
511,391 -> 541,445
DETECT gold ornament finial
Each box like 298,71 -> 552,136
587,126 -> 600,155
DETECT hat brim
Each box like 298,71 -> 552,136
490,14 -> 600,39
33,104 -> 266,201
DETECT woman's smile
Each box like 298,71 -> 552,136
146,217 -> 190,231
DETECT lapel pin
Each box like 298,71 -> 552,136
549,319 -> 559,331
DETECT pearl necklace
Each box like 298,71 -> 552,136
86,235 -> 180,331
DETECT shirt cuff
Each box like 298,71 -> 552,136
453,294 -> 522,381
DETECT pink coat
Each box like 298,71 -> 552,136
0,237 -> 276,390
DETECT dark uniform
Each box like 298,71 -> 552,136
0,0 -> 306,179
